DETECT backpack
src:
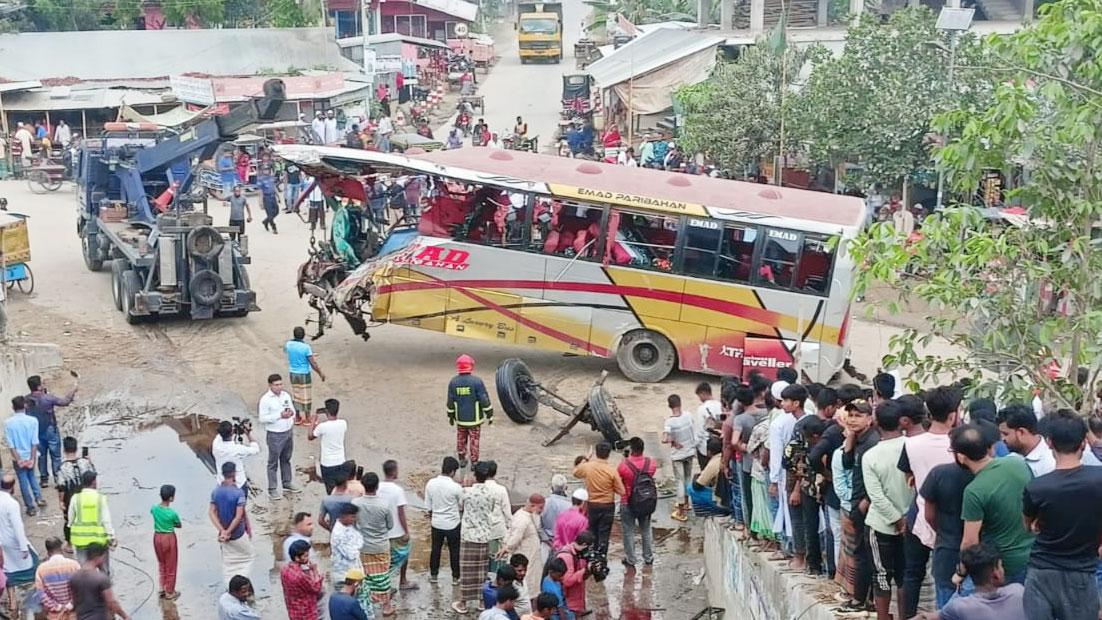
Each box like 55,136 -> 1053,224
626,458 -> 658,518
58,458 -> 95,496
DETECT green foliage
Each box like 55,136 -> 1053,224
794,7 -> 994,190
267,0 -> 317,27
853,0 -> 1102,412
583,0 -> 709,32
676,41 -> 826,174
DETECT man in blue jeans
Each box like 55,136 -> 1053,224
26,374 -> 76,487
3,395 -> 44,515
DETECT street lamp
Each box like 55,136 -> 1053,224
932,6 -> 974,210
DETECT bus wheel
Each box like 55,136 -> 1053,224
588,384 -> 627,446
616,329 -> 676,383
496,358 -> 540,424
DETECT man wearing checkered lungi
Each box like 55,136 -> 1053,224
446,354 -> 493,468
285,327 -> 327,425
353,473 -> 395,617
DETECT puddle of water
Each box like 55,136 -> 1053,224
81,414 -> 279,620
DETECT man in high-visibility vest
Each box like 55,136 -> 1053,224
67,469 -> 116,575
446,354 -> 494,469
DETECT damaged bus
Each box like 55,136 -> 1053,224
278,145 -> 866,383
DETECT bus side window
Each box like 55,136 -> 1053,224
795,234 -> 834,294
757,228 -> 799,289
681,219 -> 723,277
543,204 -> 603,260
716,225 -> 757,283
611,210 -> 678,271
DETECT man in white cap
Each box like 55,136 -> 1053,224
323,110 -> 339,145
552,488 -> 589,551
311,111 -> 327,145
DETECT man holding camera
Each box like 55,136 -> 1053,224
554,529 -> 598,617
213,420 -> 261,493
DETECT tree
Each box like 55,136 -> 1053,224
794,7 -> 992,193
851,0 -> 1102,412
676,37 -> 825,176
267,0 -> 318,27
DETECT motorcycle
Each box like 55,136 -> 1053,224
503,133 -> 539,153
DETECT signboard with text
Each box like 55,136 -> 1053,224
169,75 -> 215,106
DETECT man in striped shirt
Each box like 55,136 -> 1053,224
35,536 -> 80,620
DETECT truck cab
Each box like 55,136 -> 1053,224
517,0 -> 563,63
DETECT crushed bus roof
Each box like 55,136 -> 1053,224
274,145 -> 867,230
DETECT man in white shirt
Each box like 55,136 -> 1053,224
54,120 -> 71,148
14,123 -> 33,168
997,404 -> 1055,477
379,459 -> 414,591
258,373 -> 298,499
693,381 -> 723,471
376,114 -> 394,153
309,398 -> 348,493
424,457 -> 463,584
281,511 -> 318,565
311,111 -> 327,145
323,110 -> 339,145
212,420 -> 261,492
0,474 -> 34,575
768,384 -> 807,541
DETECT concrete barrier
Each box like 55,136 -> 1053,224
703,519 -> 839,620
0,343 -> 63,396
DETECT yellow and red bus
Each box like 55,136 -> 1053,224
278,145 -> 866,383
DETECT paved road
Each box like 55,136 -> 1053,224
447,0 -> 587,148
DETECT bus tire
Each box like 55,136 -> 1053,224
588,385 -> 627,447
616,329 -> 676,383
495,358 -> 540,424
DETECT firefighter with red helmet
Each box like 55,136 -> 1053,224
447,354 -> 494,468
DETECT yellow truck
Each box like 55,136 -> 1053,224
517,0 -> 563,63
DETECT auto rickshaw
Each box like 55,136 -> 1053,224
562,72 -> 594,117
574,39 -> 600,69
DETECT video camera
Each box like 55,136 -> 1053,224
580,547 -> 610,583
231,416 -> 253,443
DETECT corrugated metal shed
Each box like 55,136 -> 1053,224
0,27 -> 360,82
585,27 -> 723,88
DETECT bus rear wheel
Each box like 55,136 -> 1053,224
616,329 -> 676,383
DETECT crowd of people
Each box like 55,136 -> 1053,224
2,310 -> 1100,620
2,119 -> 80,179
687,367 -> 1102,620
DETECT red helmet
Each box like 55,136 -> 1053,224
456,354 -> 475,374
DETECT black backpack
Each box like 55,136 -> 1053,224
626,458 -> 657,518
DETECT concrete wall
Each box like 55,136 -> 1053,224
703,519 -> 838,620
0,343 -> 62,397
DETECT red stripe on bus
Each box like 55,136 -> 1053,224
447,284 -> 609,356
377,278 -> 785,327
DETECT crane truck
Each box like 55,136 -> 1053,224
517,0 -> 564,63
75,79 -> 286,323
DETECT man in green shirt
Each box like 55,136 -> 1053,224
861,401 -> 915,620
151,484 -> 182,599
954,424 -> 1033,583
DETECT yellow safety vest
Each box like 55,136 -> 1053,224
69,489 -> 108,547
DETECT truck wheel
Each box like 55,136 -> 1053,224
615,329 -> 676,383
588,385 -> 627,446
120,270 -> 141,325
189,269 -> 224,306
495,358 -> 540,424
186,226 -> 225,261
82,233 -> 103,272
110,259 -> 126,311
